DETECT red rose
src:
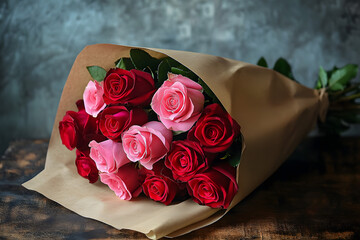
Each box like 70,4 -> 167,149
59,100 -> 105,151
75,150 -> 99,183
99,106 -> 148,141
59,111 -> 78,150
103,68 -> 156,106
188,103 -> 240,153
187,163 -> 238,209
142,162 -> 183,205
165,140 -> 209,182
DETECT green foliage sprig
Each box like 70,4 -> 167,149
258,57 -> 359,135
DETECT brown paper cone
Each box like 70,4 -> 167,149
23,44 -> 329,239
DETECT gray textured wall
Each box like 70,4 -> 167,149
1,0 -> 360,153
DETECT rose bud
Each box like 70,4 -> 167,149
122,121 -> 172,170
89,140 -> 130,174
59,111 -> 79,150
188,103 -> 240,153
151,73 -> 204,132
100,163 -> 142,200
142,161 -> 184,205
103,68 -> 156,106
165,140 -> 209,182
187,163 -> 238,209
75,149 -> 99,183
83,80 -> 106,118
99,106 -> 148,142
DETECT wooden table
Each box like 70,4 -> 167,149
1,137 -> 359,239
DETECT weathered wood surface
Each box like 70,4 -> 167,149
0,138 -> 359,239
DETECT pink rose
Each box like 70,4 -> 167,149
151,73 -> 204,132
83,80 -> 106,117
89,139 -> 130,173
100,163 -> 142,200
122,121 -> 172,170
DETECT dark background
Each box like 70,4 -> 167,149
0,0 -> 359,154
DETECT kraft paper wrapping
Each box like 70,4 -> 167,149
23,44 -> 329,239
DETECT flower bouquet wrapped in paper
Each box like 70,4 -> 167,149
24,43 -> 353,239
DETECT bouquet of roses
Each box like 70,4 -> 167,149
24,44 -> 359,239
58,49 -> 242,208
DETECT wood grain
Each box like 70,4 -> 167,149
1,138 -> 359,239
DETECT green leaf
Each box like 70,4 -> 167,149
171,67 -> 188,75
160,57 -> 181,67
257,57 -> 268,68
115,58 -> 135,70
315,79 -> 322,89
157,59 -> 172,87
143,66 -> 155,79
130,49 -> 160,73
130,49 -> 151,70
273,58 -> 295,81
86,66 -> 107,82
328,64 -> 358,91
172,63 -> 191,72
157,57 -> 199,88
170,67 -> 198,81
228,153 -> 241,167
173,130 -> 185,135
319,66 -> 328,88
198,78 -> 221,105
330,82 -> 344,91
228,136 -> 243,167
327,66 -> 339,79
